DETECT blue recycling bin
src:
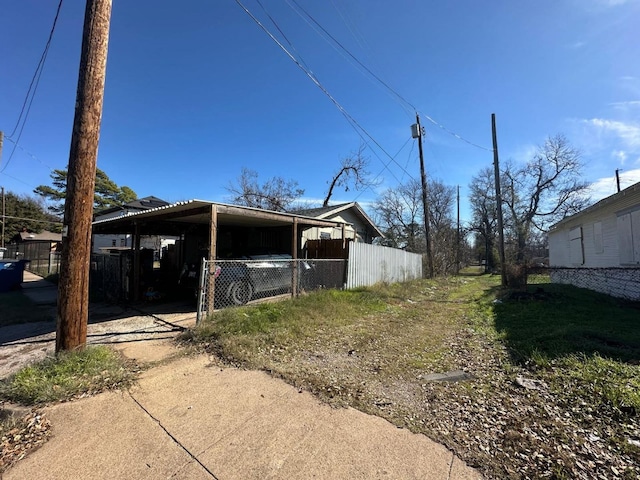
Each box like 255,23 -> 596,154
0,259 -> 28,293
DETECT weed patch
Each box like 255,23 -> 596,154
0,346 -> 137,405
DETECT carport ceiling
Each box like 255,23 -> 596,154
92,200 -> 344,235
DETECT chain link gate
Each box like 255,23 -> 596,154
196,257 -> 347,324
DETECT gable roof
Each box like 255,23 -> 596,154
16,230 -> 62,242
94,196 -> 170,218
292,202 -> 383,238
550,181 -> 640,231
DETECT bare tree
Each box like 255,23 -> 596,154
501,134 -> 590,262
428,179 -> 457,275
468,167 -> 498,271
374,178 -> 424,252
226,168 -> 304,212
374,177 -> 458,274
323,145 -> 372,207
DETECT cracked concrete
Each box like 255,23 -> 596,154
4,350 -> 482,479
3,273 -> 482,479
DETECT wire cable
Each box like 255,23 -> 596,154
286,0 -> 494,152
286,0 -> 415,118
2,0 -> 64,173
235,0 -> 417,185
3,137 -> 56,172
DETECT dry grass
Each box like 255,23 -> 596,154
183,275 -> 640,479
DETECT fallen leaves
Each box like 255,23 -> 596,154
0,409 -> 51,473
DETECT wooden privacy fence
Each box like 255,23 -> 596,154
346,242 -> 423,289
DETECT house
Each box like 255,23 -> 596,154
7,229 -> 62,273
548,181 -> 640,300
92,196 -> 176,255
294,202 -> 383,245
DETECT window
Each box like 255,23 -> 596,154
593,222 -> 603,254
120,238 -> 126,247
618,209 -> 640,264
569,226 -> 583,265
111,239 -> 116,247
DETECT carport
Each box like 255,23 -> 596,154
92,200 -> 346,309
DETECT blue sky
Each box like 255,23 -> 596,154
1,0 -> 639,225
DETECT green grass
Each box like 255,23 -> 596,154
491,283 -> 640,364
0,346 -> 136,405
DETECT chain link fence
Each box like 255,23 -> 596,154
196,258 -> 347,323
550,267 -> 640,301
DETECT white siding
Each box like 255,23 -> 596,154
549,187 -> 640,268
346,243 -> 422,288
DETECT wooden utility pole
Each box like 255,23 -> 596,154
57,0 -> 112,352
615,169 -> 621,193
414,114 -> 434,278
491,114 -> 507,287
1,186 -> 5,249
0,132 -> 3,248
456,185 -> 460,274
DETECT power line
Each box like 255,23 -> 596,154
3,136 -> 56,172
419,111 -> 494,152
235,0 -> 418,186
285,0 -> 493,152
255,0 -> 312,73
0,171 -> 38,190
3,215 -> 62,225
286,0 -> 415,118
2,0 -> 64,173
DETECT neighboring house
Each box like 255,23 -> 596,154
294,202 -> 384,245
548,181 -> 640,300
11,229 -> 62,247
92,196 -> 177,255
9,229 -> 62,257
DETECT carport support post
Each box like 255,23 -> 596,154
292,218 -> 298,297
56,0 -> 112,353
207,205 -> 217,316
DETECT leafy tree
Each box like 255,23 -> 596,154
323,145 -> 374,207
501,134 -> 589,262
1,192 -> 61,245
34,168 -> 137,215
226,168 -> 304,212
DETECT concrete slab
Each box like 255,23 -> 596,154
20,271 -> 58,305
3,352 -> 482,480
3,391 -> 212,480
133,356 -> 482,479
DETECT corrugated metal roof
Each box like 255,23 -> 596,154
92,199 -> 345,228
